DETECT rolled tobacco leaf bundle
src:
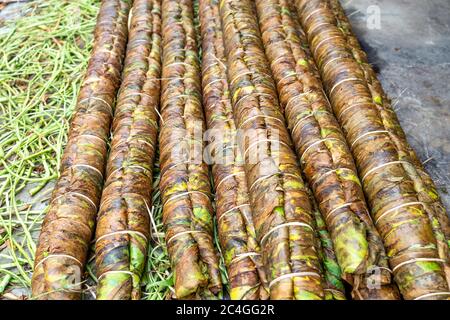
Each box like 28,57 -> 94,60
308,191 -> 346,300
219,0 -> 325,299
94,0 -> 162,300
31,0 -> 131,300
294,0 -> 450,300
255,0 -> 399,299
198,0 -> 269,300
326,0 -> 450,262
159,0 -> 222,299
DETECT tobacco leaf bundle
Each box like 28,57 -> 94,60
309,191 -> 346,300
255,0 -> 399,299
219,0 -> 325,300
94,0 -> 162,300
325,0 -> 450,256
31,0 -> 131,300
198,0 -> 269,300
294,0 -> 450,300
159,0 -> 222,299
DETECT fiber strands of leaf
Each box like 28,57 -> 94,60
159,0 -> 222,299
294,0 -> 450,300
31,0 -> 131,300
255,0 -> 399,300
198,0 -> 269,300
94,0 -> 162,300
219,0 -> 325,300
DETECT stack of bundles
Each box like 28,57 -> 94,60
198,0 -> 269,300
95,0 -> 162,300
219,0 -> 326,299
255,0 -> 399,299
159,0 -> 222,299
294,0 -> 450,300
31,0 -> 131,299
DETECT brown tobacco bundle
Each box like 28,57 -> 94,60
305,188 -> 345,300
198,0 -> 269,300
219,0 -> 326,300
255,0 -> 399,299
31,0 -> 130,300
94,0 -> 162,300
294,0 -> 450,300
159,0 -> 222,299
325,0 -> 450,259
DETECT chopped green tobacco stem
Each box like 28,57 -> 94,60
0,0 -> 101,294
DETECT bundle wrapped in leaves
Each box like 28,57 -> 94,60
255,0 -> 399,299
198,0 -> 269,300
308,191 -> 346,300
219,0 -> 326,300
94,0 -> 162,300
159,0 -> 222,299
31,0 -> 131,300
294,0 -> 450,300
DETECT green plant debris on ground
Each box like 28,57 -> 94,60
0,0 -> 172,300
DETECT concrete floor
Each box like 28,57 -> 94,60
341,0 -> 450,211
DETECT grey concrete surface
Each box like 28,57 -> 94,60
0,1 -> 31,29
341,0 -> 450,211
